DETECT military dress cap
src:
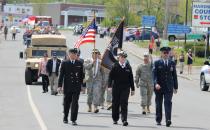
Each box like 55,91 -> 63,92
117,50 -> 127,58
92,49 -> 99,54
160,47 -> 171,52
143,52 -> 149,57
69,48 -> 78,54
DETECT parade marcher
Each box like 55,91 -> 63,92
38,53 -> 49,93
135,52 -> 153,115
46,52 -> 61,95
4,26 -> 8,40
84,49 -> 105,113
12,27 -> 17,40
179,50 -> 185,74
108,51 -> 135,126
76,48 -> 86,94
153,46 -> 178,127
58,48 -> 84,125
187,49 -> 193,74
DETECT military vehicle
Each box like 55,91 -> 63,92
20,34 -> 67,85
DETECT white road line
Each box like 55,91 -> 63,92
27,85 -> 48,130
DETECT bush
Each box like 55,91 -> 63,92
183,42 -> 205,52
183,42 -> 206,57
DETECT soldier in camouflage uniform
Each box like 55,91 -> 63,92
84,49 -> 105,113
135,52 -> 153,114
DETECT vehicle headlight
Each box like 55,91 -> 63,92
34,63 -> 39,68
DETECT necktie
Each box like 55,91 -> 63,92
164,60 -> 167,67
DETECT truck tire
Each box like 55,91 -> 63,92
25,68 -> 32,85
168,36 -> 175,42
200,74 -> 209,91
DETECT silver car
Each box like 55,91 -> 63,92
200,61 -> 210,91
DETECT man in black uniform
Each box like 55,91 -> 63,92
58,48 -> 84,125
153,46 -> 178,127
108,51 -> 135,126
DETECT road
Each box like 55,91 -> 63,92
0,31 -> 210,130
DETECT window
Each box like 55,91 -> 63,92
32,50 -> 47,57
17,8 -> 20,11
27,9 -> 30,12
22,8 -> 25,14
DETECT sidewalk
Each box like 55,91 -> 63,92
123,41 -> 201,81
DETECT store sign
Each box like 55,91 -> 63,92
192,2 -> 210,27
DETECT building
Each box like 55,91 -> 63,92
32,3 -> 105,27
2,4 -> 33,26
1,2 -> 105,27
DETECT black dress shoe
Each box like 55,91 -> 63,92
113,121 -> 118,124
63,117 -> 68,124
142,111 -> 146,115
54,92 -> 58,96
123,121 -> 128,126
72,121 -> 77,125
94,109 -> 99,113
166,120 -> 171,127
156,122 -> 161,125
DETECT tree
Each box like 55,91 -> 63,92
178,0 -> 192,25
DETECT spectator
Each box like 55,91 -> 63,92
135,29 -> 140,42
179,51 -> 185,74
187,49 -> 193,74
4,26 -> 8,40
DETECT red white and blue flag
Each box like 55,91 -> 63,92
74,19 -> 96,48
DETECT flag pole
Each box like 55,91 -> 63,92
93,10 -> 96,51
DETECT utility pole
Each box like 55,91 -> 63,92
184,0 -> 188,45
163,0 -> 169,40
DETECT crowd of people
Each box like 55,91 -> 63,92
37,44 -> 178,127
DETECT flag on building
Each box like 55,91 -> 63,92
101,18 -> 124,70
74,18 -> 96,48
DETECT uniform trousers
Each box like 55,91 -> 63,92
49,73 -> 58,94
112,87 -> 130,122
155,91 -> 173,123
140,85 -> 153,107
63,91 -> 80,121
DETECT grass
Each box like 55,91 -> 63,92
133,40 -> 206,66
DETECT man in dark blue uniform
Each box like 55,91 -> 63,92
58,48 -> 84,125
153,46 -> 178,127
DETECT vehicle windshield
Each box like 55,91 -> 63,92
51,50 -> 66,57
32,50 -> 47,57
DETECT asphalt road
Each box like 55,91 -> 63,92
0,31 -> 210,130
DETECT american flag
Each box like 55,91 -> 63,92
74,19 -> 96,48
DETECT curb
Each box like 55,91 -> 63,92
127,49 -> 193,81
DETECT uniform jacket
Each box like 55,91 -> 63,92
58,60 -> 84,94
46,58 -> 61,76
84,58 -> 105,84
108,62 -> 135,91
153,59 -> 178,92
135,62 -> 153,87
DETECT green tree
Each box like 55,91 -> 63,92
178,0 -> 192,25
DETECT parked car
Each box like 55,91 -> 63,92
168,27 -> 207,42
200,61 -> 210,91
125,29 -> 159,42
10,26 -> 21,33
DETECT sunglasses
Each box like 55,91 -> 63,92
163,51 -> 169,54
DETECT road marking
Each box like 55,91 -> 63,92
27,85 -> 48,130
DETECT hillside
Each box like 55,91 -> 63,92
7,0 -> 106,5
